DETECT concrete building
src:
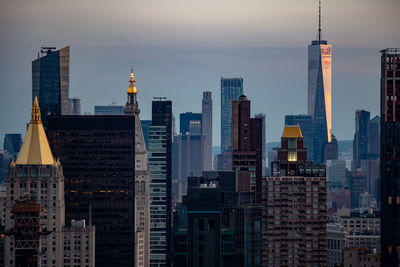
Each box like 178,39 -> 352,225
262,125 -> 327,266
327,223 -> 345,267
3,98 -> 95,267
202,91 -> 213,171
68,97 -> 81,115
124,69 -> 150,267
343,247 -> 380,267
94,104 -> 124,115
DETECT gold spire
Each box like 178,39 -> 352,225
15,98 -> 55,165
127,68 -> 137,94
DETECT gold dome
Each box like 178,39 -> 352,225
127,69 -> 137,94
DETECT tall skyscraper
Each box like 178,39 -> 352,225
231,95 -> 263,202
150,98 -> 172,267
308,2 -> 332,164
380,48 -> 400,266
255,113 -> 266,161
3,134 -> 22,159
32,46 -> 70,128
353,109 -> 371,169
263,125 -> 327,266
285,115 -> 314,161
4,98 -> 95,267
124,69 -> 150,267
47,114 -> 135,267
367,116 -> 380,159
180,112 -> 202,135
202,91 -> 213,171
221,77 -> 243,153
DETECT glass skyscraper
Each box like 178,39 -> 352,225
32,46 -> 70,128
220,77 -> 243,153
308,2 -> 331,164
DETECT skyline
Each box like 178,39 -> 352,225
1,0 -> 399,146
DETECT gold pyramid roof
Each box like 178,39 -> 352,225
15,97 -> 55,165
281,125 -> 303,139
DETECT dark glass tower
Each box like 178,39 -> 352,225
353,109 -> 371,169
47,115 -> 136,267
285,115 -> 314,161
150,98 -> 172,267
32,46 -> 69,128
180,112 -> 202,134
380,48 -> 400,266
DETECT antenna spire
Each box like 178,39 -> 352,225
318,0 -> 322,42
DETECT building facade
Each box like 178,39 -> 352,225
202,91 -> 213,171
94,104 -> 124,115
380,48 -> 400,266
47,115 -> 135,267
32,46 -> 70,128
68,97 -> 81,115
180,112 -> 202,135
221,77 -> 243,153
285,115 -> 314,161
353,109 -> 371,169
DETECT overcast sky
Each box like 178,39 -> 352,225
0,0 -> 399,147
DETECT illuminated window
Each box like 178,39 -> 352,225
288,151 -> 297,162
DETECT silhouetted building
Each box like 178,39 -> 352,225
180,112 -> 202,134
0,151 -> 12,183
285,114 -> 314,160
141,120 -> 152,149
221,77 -> 243,153
202,91 -> 213,171
150,98 -> 172,267
263,125 -> 327,266
3,134 -> 22,159
32,46 -> 70,128
68,97 -> 81,115
380,48 -> 400,266
232,95 -> 262,202
94,104 -> 124,115
324,133 -> 338,161
353,109 -> 371,168
255,113 -> 266,161
47,115 -> 135,267
367,116 -> 380,159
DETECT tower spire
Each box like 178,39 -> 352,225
125,67 -> 140,115
318,0 -> 322,42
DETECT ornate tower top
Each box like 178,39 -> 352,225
124,68 -> 140,115
127,68 -> 137,95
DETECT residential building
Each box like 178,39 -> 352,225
202,91 -> 213,171
32,46 -> 70,128
285,115 -> 313,161
343,248 -> 380,267
327,223 -> 345,267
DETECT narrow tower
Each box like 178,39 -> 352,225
308,0 -> 332,164
124,69 -> 150,267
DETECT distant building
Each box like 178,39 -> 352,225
326,159 -> 346,187
285,114 -> 313,160
68,97 -> 81,115
141,120 -> 152,150
327,223 -> 345,267
343,247 -> 380,267
4,98 -> 95,267
221,77 -> 243,153
180,112 -> 202,134
263,125 -> 327,266
0,150 -> 12,183
3,134 -> 22,159
324,133 -> 338,161
32,46 -> 70,128
380,48 -> 400,266
94,104 -> 124,115
353,109 -> 371,169
202,91 -> 213,171
367,116 -> 380,159
255,113 -> 266,161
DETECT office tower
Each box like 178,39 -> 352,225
94,104 -> 124,115
141,120 -> 152,149
326,159 -> 346,186
68,97 -> 81,115
202,91 -> 213,171
285,115 -> 313,160
353,109 -> 371,169
3,134 -> 22,159
150,98 -> 172,267
221,77 -> 243,153
381,48 -> 400,266
47,114 -> 135,267
324,133 -> 338,161
255,113 -> 266,172
231,95 -> 263,201
308,2 -> 332,164
180,112 -> 202,134
124,69 -> 150,267
0,150 -> 12,183
368,116 -> 380,159
263,125 -> 326,266
4,98 -> 95,267
348,171 -> 368,209
32,46 -> 70,128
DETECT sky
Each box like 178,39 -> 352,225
0,0 -> 399,147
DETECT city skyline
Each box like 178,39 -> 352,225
0,0 -> 399,146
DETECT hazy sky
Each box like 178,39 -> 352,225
0,0 -> 399,147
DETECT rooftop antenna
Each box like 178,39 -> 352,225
318,0 -> 322,42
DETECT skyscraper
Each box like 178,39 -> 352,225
380,48 -> 400,266
150,98 -> 172,267
367,116 -> 380,159
124,69 -> 150,267
263,125 -> 327,266
308,2 -> 332,164
47,114 -> 135,267
255,113 -> 266,162
202,91 -> 213,171
285,115 -> 314,161
3,134 -> 22,159
180,112 -> 202,135
232,95 -> 263,202
32,46 -> 70,128
68,97 -> 81,115
221,77 -> 243,153
94,104 -> 124,115
353,109 -> 371,169
4,98 -> 95,267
